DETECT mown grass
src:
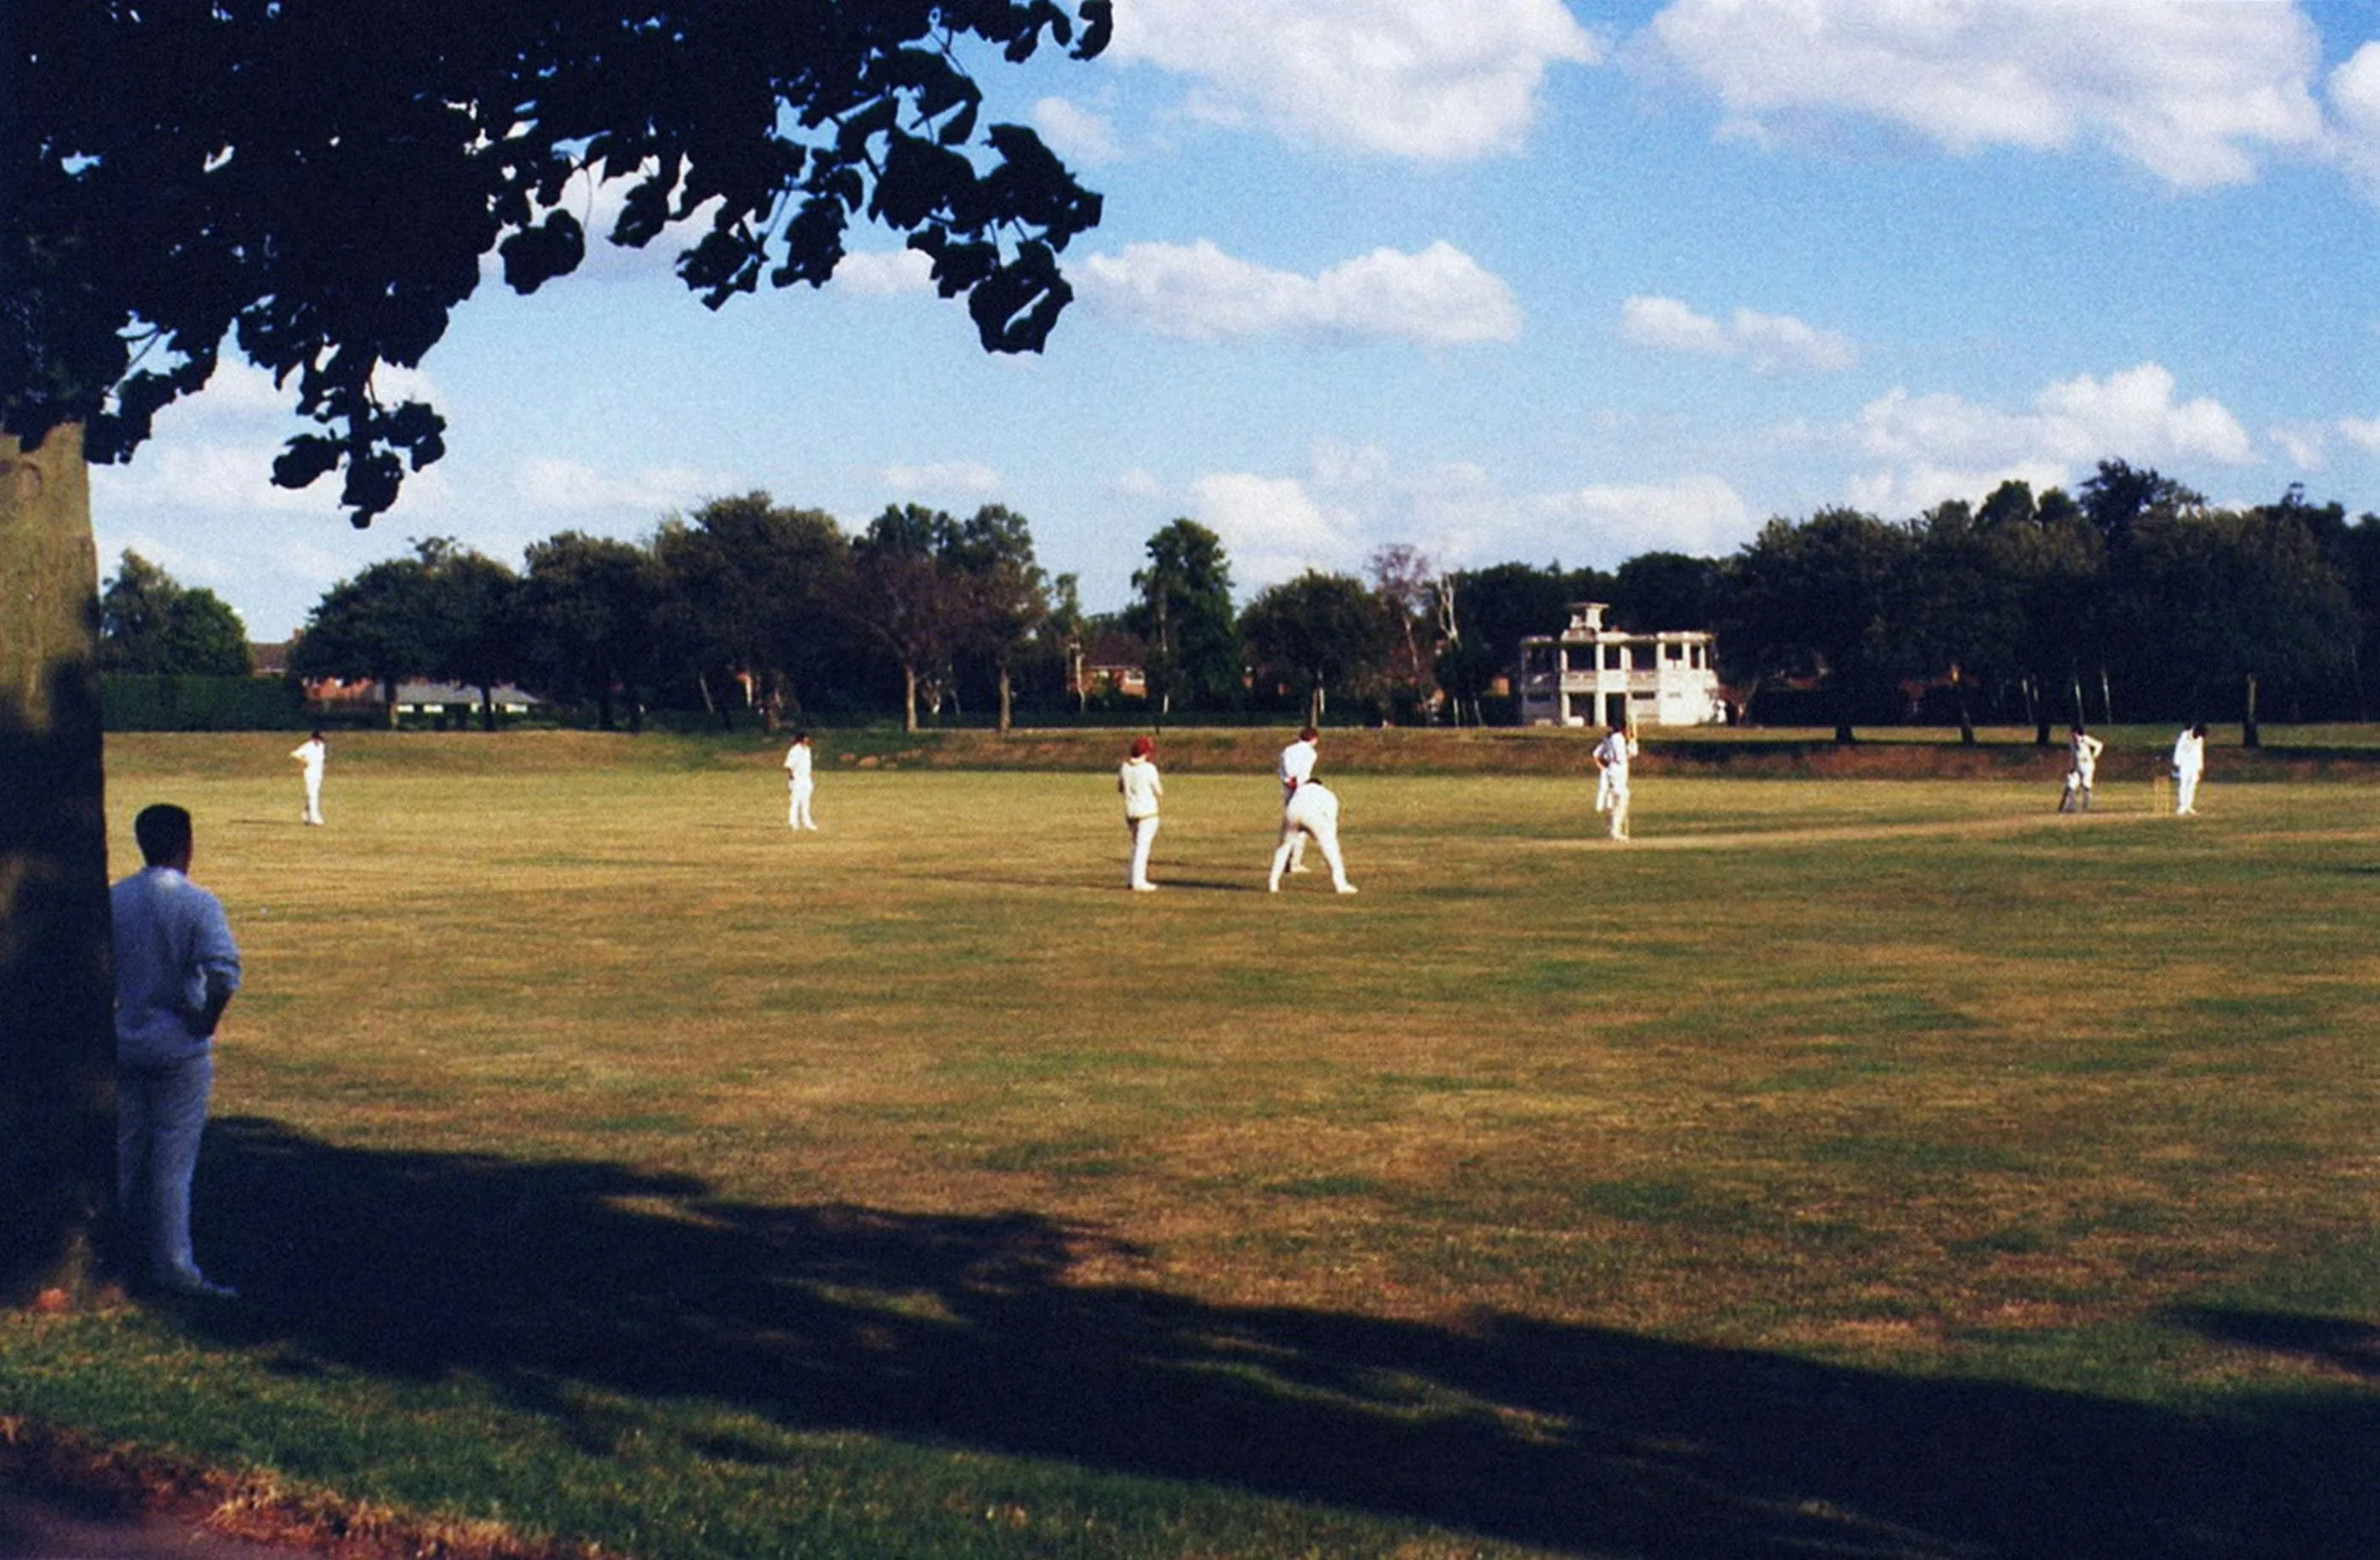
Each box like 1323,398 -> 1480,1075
4,729 -> 2377,1558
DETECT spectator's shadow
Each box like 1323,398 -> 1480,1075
196,1119 -> 2377,1558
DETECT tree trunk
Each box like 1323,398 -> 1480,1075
902,663 -> 919,733
996,662 -> 1013,734
380,676 -> 401,728
2243,672 -> 2261,749
0,426 -> 117,1308
479,683 -> 496,732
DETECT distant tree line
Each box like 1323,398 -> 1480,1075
113,460 -> 2380,741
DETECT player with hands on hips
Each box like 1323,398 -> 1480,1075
1118,735 -> 1163,890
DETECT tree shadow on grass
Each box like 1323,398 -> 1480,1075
193,1118 -> 2376,1559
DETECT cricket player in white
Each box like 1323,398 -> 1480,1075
290,730 -> 327,826
1270,778 -> 1356,894
2172,723 -> 2206,815
784,732 -> 818,830
1276,726 -> 1320,873
2058,724 -> 2104,812
1592,722 -> 1636,841
1117,736 -> 1163,890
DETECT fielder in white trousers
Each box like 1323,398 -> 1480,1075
1270,780 -> 1356,894
290,732 -> 327,826
1118,739 -> 1163,890
2172,723 -> 2206,815
784,733 -> 817,830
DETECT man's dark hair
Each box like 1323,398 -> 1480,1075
133,804 -> 194,867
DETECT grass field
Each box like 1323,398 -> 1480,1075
5,730 -> 2377,1558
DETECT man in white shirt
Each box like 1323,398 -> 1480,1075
112,804 -> 242,1299
289,730 -> 327,826
1270,778 -> 1356,894
1117,736 -> 1164,890
1591,722 -> 1637,841
1276,726 -> 1320,873
2172,723 -> 2207,815
2059,724 -> 2105,813
784,732 -> 817,830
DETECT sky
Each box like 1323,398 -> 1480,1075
91,0 -> 2380,641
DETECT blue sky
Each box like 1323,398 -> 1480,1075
94,0 -> 2380,640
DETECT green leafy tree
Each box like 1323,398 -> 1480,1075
1126,519 -> 1238,715
1239,570 -> 1399,726
1432,562 -> 1574,726
653,495 -> 850,727
98,550 -> 252,676
850,504 -> 970,732
413,538 -> 522,730
946,503 -> 1051,732
1608,552 -> 1720,634
1718,508 -> 1918,744
289,547 -> 442,727
517,531 -> 665,731
2113,508 -> 2355,746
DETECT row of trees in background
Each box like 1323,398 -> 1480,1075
109,461 -> 2380,739
271,497 -> 1068,733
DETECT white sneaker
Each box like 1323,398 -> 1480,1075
1334,883 -> 1359,895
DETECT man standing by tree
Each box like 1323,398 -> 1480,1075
3,0 -> 1112,1305
111,805 -> 241,1299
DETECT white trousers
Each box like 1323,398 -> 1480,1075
301,774 -> 323,825
1605,782 -> 1631,839
789,777 -> 816,829
1271,787 -> 1352,891
1125,815 -> 1160,888
117,1052 -> 215,1287
2175,770 -> 2201,814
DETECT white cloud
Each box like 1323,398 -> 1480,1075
878,461 -> 1002,497
513,457 -> 730,514
832,248 -> 936,297
1651,0 -> 2327,191
1619,295 -> 1856,375
1619,295 -> 1731,356
2269,423 -> 2330,470
1109,0 -> 1602,161
1845,362 -> 2254,513
2341,415 -> 2380,456
1110,468 -> 1164,499
1079,239 -> 1521,346
1187,444 -> 1759,593
1524,475 -> 1759,561
2327,42 -> 2380,200
1031,97 -> 1124,166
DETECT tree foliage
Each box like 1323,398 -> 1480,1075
1126,519 -> 1238,715
1240,570 -> 1398,725
98,550 -> 251,676
4,0 -> 1110,521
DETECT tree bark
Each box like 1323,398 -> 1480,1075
2243,672 -> 2261,749
0,426 -> 116,1308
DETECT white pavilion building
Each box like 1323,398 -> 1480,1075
1518,602 -> 1726,727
